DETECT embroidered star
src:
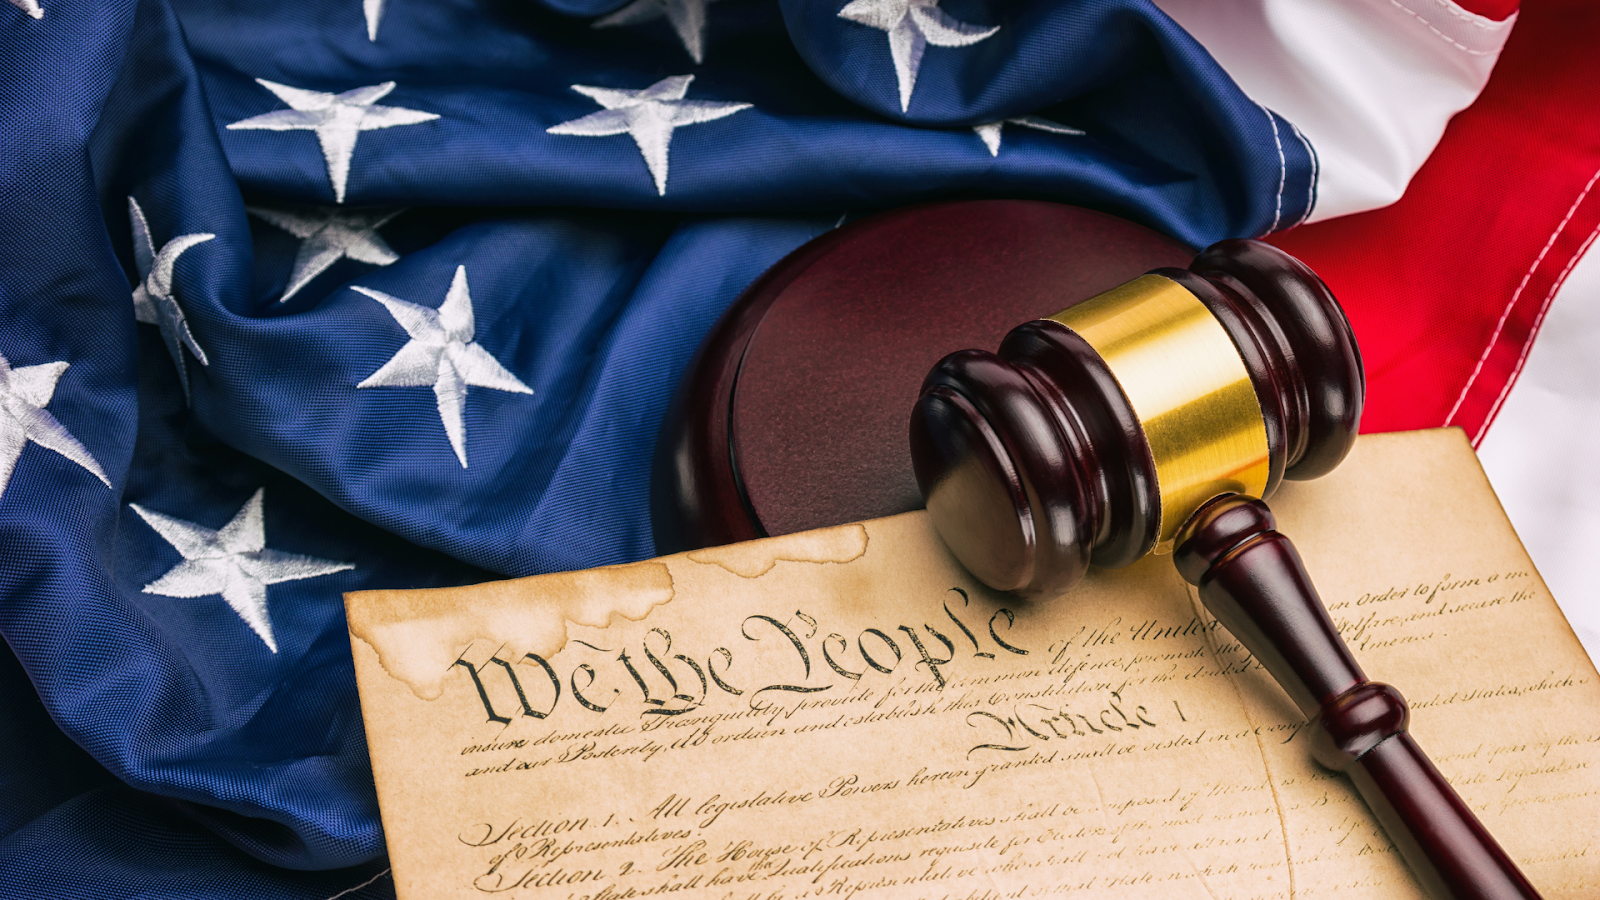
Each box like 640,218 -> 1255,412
547,75 -> 750,196
0,352 -> 110,502
354,266 -> 532,468
973,116 -> 1085,156
227,80 -> 439,204
131,489 -> 353,653
593,0 -> 720,65
129,196 -> 214,402
837,0 -> 999,113
364,0 -> 384,40
8,0 -> 43,19
247,205 -> 403,303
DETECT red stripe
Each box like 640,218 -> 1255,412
1268,0 -> 1600,441
1452,0 -> 1518,20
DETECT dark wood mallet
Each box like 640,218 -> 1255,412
909,238 -> 1543,900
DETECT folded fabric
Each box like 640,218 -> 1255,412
0,0 -> 1506,894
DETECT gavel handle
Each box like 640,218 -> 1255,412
1172,495 -> 1542,900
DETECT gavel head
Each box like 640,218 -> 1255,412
910,239 -> 1364,597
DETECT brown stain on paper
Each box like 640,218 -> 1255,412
345,522 -> 870,700
685,523 -> 869,577
346,561 -> 674,700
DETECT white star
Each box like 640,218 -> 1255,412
973,116 -> 1085,156
226,80 -> 440,204
248,205 -> 403,303
128,196 -> 214,402
354,266 -> 532,468
131,489 -> 353,653
9,0 -> 43,19
364,0 -> 384,40
547,75 -> 750,196
593,0 -> 720,65
837,0 -> 999,113
0,352 -> 110,502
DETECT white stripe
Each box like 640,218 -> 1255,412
1387,0 -> 1513,56
1477,239 -> 1600,667
1152,0 -> 1514,222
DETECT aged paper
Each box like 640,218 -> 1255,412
347,429 -> 1600,900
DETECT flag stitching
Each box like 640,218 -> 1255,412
1257,104 -> 1286,233
1445,165 -> 1600,427
1384,0 -> 1504,56
1286,119 -> 1317,228
1475,220 -> 1600,444
1396,0 -> 1513,32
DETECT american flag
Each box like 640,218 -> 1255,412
1,0 -> 1593,896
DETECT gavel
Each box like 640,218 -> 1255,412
908,240 -> 1542,900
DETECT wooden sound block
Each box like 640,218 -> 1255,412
651,200 -> 1193,554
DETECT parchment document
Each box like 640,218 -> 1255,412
347,429 -> 1600,900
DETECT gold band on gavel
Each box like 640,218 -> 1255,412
1047,274 -> 1270,545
